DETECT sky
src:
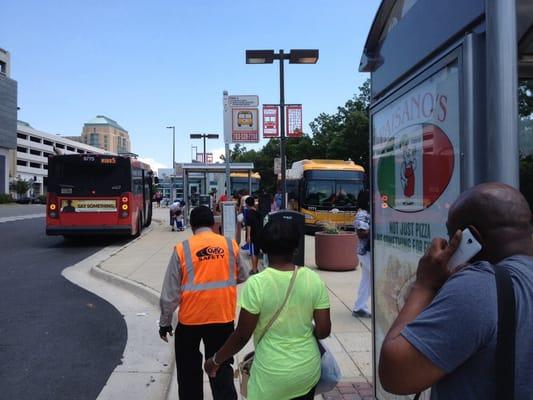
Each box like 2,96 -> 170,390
1,0 -> 380,171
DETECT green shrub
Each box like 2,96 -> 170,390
0,193 -> 13,204
38,194 -> 46,204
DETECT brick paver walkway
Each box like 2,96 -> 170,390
323,382 -> 374,400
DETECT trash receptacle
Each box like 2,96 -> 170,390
266,210 -> 305,266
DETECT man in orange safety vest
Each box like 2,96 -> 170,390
159,205 -> 247,400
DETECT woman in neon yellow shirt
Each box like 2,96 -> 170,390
205,218 -> 332,399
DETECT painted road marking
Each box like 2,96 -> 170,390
0,213 -> 45,223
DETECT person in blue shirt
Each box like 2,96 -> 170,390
379,182 -> 533,399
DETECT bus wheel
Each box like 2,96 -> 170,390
134,215 -> 142,237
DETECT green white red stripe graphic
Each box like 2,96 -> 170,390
377,123 -> 454,212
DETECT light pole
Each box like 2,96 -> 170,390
245,49 -> 318,209
190,133 -> 219,194
166,126 -> 176,202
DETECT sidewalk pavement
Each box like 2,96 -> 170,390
96,207 -> 374,399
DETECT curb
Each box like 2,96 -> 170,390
90,265 -> 160,307
90,221 -> 161,306
85,219 -> 175,400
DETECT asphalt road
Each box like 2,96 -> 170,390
0,203 -> 45,218
0,214 -> 128,400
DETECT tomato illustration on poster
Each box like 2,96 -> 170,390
372,62 -> 461,399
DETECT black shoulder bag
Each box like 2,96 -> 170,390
413,265 -> 516,400
494,264 -> 516,400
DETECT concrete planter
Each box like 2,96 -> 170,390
315,231 -> 358,271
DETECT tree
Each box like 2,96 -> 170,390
309,79 -> 370,170
519,80 -> 533,118
219,143 -> 248,162
10,178 -> 32,198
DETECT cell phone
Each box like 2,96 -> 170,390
447,228 -> 482,270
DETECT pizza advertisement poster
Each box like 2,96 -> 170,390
371,61 -> 461,399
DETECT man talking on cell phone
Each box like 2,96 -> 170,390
379,182 -> 533,399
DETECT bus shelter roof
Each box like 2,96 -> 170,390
181,162 -> 254,174
359,0 -> 533,85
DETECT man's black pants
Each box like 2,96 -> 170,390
175,322 -> 237,400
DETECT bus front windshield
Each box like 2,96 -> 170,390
48,157 -> 131,196
305,180 -> 364,208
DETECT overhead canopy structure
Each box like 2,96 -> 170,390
181,162 -> 254,225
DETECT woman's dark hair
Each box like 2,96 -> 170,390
259,217 -> 299,257
190,205 -> 214,229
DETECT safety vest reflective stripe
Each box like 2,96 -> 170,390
181,237 -> 236,292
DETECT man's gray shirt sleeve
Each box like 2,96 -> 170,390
159,251 -> 182,327
401,263 -> 497,372
236,248 -> 248,283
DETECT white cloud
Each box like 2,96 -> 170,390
137,157 -> 169,172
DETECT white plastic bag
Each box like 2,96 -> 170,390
315,340 -> 342,394
239,250 -> 253,276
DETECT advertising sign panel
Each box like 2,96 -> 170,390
221,201 -> 237,241
274,157 -> 281,174
372,62 -> 460,399
61,199 -> 117,213
224,93 -> 260,144
232,108 -> 259,143
228,95 -> 259,108
286,104 -> 303,137
263,105 -> 279,138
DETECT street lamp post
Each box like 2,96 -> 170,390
166,126 -> 176,202
245,49 -> 318,209
190,133 -> 219,194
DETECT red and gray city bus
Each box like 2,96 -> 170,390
46,154 -> 154,237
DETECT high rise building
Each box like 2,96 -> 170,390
81,115 -> 131,153
0,47 -> 17,194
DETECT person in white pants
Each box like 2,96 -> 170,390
353,210 -> 371,318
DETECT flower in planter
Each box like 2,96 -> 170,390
318,208 -> 344,234
319,220 -> 340,234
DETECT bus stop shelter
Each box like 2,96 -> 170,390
181,162 -> 254,226
360,1 -> 533,398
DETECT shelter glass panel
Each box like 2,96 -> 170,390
372,61 -> 461,399
519,79 -> 533,209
